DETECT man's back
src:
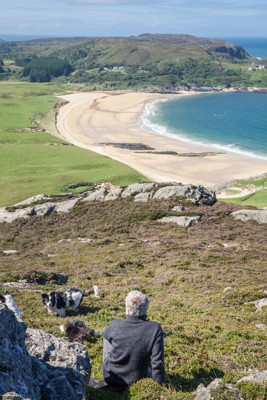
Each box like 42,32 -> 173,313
102,315 -> 164,388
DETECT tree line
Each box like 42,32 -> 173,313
15,55 -> 73,82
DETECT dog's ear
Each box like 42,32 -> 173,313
41,294 -> 48,303
0,294 -> 5,303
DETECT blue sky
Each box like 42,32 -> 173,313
1,0 -> 267,39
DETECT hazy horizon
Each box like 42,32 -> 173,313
1,0 -> 267,39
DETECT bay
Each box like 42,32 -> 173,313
143,91 -> 267,160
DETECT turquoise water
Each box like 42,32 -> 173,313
143,91 -> 267,160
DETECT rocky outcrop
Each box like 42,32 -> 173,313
0,199 -> 79,224
25,329 -> 91,400
194,373 -> 267,399
158,215 -> 201,227
0,304 -> 91,400
0,182 -> 216,224
0,304 -> 40,399
194,378 -> 243,400
237,370 -> 267,385
82,182 -> 216,205
231,209 -> 267,224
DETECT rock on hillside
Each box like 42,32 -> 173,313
0,304 -> 91,400
0,182 -> 216,223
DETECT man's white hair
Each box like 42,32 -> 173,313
125,290 -> 149,317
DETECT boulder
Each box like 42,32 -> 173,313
153,184 -> 216,205
153,184 -> 190,199
26,329 -> 91,400
121,183 -> 156,198
82,188 -> 106,202
245,297 -> 267,311
0,304 -> 40,400
237,370 -> 267,385
134,192 -> 152,202
172,205 -> 185,212
54,199 -> 79,213
0,207 -> 34,223
158,215 -> 201,227
13,194 -> 51,207
194,378 -> 243,400
231,209 -> 267,224
0,305 -> 91,400
32,203 -> 56,217
104,187 -> 123,201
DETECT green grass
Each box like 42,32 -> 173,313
0,82 -> 148,206
222,190 -> 267,208
0,199 -> 266,399
221,176 -> 267,208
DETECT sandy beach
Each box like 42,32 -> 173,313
56,91 -> 267,188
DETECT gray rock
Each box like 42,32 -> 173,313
237,370 -> 267,385
104,187 -> 123,201
26,328 -> 91,400
1,393 -> 29,400
231,209 -> 267,224
13,194 -> 51,207
0,207 -> 35,223
153,184 -> 190,199
194,378 -> 243,400
82,188 -> 106,202
54,199 -> 79,213
245,297 -> 267,311
121,183 -> 155,198
158,215 -> 201,227
172,205 -> 185,212
134,192 -> 152,202
32,203 -> 56,217
255,323 -> 266,330
0,305 -> 91,400
0,305 -> 40,400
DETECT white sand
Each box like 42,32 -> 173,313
56,91 -> 267,188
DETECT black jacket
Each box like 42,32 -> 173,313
102,315 -> 164,388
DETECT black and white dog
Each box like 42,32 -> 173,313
42,288 -> 83,317
60,319 -> 100,342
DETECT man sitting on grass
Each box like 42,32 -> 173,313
102,290 -> 165,390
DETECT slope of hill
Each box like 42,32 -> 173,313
0,192 -> 266,399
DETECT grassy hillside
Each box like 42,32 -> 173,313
1,34 -> 266,89
0,82 -> 148,206
0,197 -> 266,399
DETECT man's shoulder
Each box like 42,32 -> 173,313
145,320 -> 163,331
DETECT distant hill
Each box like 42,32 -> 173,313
1,33 -> 265,88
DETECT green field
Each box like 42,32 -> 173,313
222,176 -> 267,208
0,82 -> 148,206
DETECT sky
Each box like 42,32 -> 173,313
1,0 -> 267,39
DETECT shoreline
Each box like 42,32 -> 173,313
56,90 -> 267,188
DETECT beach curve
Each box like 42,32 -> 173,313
56,90 -> 267,188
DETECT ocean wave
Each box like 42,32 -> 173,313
141,99 -> 267,161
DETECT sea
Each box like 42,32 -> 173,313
143,38 -> 267,161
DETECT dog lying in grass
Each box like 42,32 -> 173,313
60,319 -> 100,342
42,286 -> 99,317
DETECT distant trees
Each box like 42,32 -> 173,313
0,59 -> 4,73
15,55 -> 74,82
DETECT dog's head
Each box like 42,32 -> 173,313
42,292 -> 57,309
